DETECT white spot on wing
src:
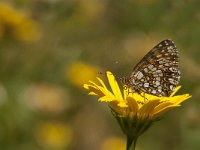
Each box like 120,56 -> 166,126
148,64 -> 154,70
144,83 -> 149,87
136,71 -> 143,79
151,67 -> 157,71
156,70 -> 162,73
144,68 -> 148,73
155,81 -> 160,86
152,90 -> 156,94
170,85 -> 174,91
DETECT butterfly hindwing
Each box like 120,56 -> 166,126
128,39 -> 180,97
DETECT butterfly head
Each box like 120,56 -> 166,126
119,77 -> 130,87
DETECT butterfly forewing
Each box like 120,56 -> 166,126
128,39 -> 180,97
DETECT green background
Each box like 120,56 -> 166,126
0,0 -> 199,150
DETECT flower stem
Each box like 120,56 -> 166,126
126,136 -> 137,150
133,138 -> 137,150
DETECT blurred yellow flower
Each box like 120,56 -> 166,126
35,122 -> 73,149
67,62 -> 102,88
101,136 -> 126,150
84,71 -> 191,150
0,2 -> 40,42
21,84 -> 69,115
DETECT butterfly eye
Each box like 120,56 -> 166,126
123,85 -> 128,90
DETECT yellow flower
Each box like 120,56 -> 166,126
34,122 -> 73,149
101,136 -> 125,150
84,71 -> 191,150
66,62 -> 102,88
0,2 -> 40,42
84,71 -> 191,119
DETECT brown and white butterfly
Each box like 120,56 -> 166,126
121,39 -> 180,97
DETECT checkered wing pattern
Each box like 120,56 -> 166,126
128,39 -> 180,97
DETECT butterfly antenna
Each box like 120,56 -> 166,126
98,71 -> 106,76
98,71 -> 122,81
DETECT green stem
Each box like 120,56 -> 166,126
126,136 -> 132,150
133,138 -> 137,150
126,136 -> 137,150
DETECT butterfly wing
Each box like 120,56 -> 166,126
129,39 -> 180,96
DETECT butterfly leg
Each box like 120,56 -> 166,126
143,92 -> 147,101
135,88 -> 148,101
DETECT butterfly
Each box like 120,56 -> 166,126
121,39 -> 180,97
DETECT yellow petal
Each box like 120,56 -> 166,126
145,93 -> 160,101
153,105 -> 180,119
132,92 -> 145,103
96,77 -> 108,90
83,84 -> 89,89
88,80 -> 101,88
170,86 -> 181,97
138,100 -> 160,118
108,101 -> 121,112
171,94 -> 191,105
118,101 -> 128,107
126,96 -> 138,114
99,95 -> 117,102
153,102 -> 174,115
106,71 -> 123,99
87,80 -> 116,98
88,92 -> 98,95
84,84 -> 104,96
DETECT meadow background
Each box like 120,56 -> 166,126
0,0 -> 200,150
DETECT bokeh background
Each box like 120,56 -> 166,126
0,0 -> 200,150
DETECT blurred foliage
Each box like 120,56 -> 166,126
0,0 -> 200,150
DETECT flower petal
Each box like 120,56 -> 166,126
170,86 -> 181,97
99,95 -> 117,102
171,94 -> 191,105
126,96 -> 138,114
88,91 -> 98,95
118,101 -> 128,107
96,77 -> 108,90
107,71 -> 123,99
84,84 -> 105,96
138,100 -> 160,119
153,105 -> 180,119
153,102 -> 174,115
